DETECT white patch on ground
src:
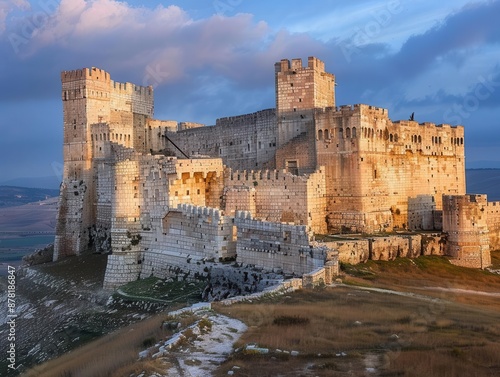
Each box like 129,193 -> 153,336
147,303 -> 247,377
364,353 -> 380,375
175,314 -> 247,376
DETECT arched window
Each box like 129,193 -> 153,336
418,135 -> 422,143
390,134 -> 393,142
394,134 -> 399,142
383,128 -> 389,140
339,128 -> 343,138
325,129 -> 330,139
352,127 -> 357,138
439,136 -> 442,144
460,137 -> 463,145
346,127 -> 351,138
318,130 -> 323,140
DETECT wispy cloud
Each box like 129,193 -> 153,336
0,0 -> 499,179
0,0 -> 30,34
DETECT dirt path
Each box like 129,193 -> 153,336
415,286 -> 500,297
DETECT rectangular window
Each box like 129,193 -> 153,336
287,160 -> 299,176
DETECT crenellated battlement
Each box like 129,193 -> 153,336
235,209 -> 253,220
275,56 -> 327,73
308,56 -> 325,71
487,201 -> 500,208
61,67 -> 111,83
392,120 -> 463,131
235,209 -> 310,232
111,80 -> 153,96
176,203 -> 223,221
226,167 -> 314,183
313,104 -> 388,118
216,108 -> 275,127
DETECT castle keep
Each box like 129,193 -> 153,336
54,57 -> 496,289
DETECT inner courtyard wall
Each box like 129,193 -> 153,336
223,167 -> 327,234
164,109 -> 277,171
235,211 -> 330,275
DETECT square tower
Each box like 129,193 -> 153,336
275,56 -> 335,114
55,67 -> 154,260
274,57 -> 336,172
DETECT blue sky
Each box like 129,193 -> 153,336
0,0 -> 499,183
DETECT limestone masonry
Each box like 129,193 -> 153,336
54,57 -> 497,289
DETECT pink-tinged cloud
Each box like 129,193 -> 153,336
0,0 -> 30,34
15,0 -> 324,89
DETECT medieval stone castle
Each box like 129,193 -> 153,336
54,57 -> 499,289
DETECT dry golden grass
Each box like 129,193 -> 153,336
214,280 -> 500,376
388,343 -> 500,377
23,254 -> 500,377
342,253 -> 500,311
110,358 -> 173,377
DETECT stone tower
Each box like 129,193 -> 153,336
54,67 -> 154,260
275,56 -> 335,115
274,57 -> 335,172
54,68 -> 112,260
442,194 -> 491,269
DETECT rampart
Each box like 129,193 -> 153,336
443,194 -> 491,268
164,109 -> 277,171
326,233 -> 445,265
224,167 -> 327,234
235,211 -> 333,275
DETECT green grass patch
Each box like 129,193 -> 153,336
340,262 -> 376,278
118,277 -> 205,302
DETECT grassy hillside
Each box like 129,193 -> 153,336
17,253 -> 500,377
213,254 -> 500,376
